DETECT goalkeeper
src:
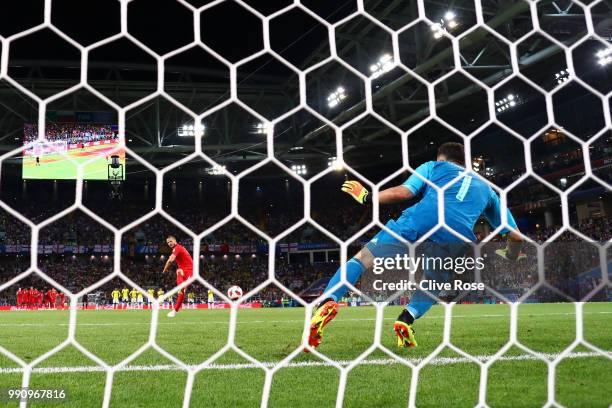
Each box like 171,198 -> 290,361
309,142 -> 525,349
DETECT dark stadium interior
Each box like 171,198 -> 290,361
0,0 -> 610,307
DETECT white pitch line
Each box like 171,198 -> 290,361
0,311 -> 610,327
0,351 -> 608,374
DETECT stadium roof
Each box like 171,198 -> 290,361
0,0 -> 610,177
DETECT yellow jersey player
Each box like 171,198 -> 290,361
130,288 -> 138,308
157,288 -> 165,308
207,289 -> 214,308
111,289 -> 120,309
147,288 -> 155,308
187,292 -> 195,309
137,291 -> 144,309
121,287 -> 129,305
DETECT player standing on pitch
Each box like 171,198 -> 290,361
163,235 -> 194,317
309,142 -> 526,349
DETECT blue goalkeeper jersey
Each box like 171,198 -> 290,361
395,161 -> 517,243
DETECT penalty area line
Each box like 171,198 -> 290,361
0,351 -> 607,374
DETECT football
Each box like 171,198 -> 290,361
227,285 -> 243,300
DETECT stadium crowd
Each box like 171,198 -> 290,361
0,174 -> 609,307
3,209 -> 605,251
1,235 -> 607,307
0,238 -> 339,304
23,123 -> 118,145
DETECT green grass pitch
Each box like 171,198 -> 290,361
0,303 -> 610,407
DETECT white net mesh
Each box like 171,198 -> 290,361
0,0 -> 610,406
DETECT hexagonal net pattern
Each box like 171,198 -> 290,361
0,0 -> 609,407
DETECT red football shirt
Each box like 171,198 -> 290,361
172,244 -> 193,275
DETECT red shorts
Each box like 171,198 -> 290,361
176,270 -> 193,286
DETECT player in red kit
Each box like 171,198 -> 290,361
16,288 -> 22,309
28,287 -> 36,309
23,287 -> 32,309
44,288 -> 55,309
36,289 -> 43,309
44,288 -> 52,308
163,235 -> 193,317
50,288 -> 57,309
29,288 -> 37,309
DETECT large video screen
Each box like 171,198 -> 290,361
22,121 -> 125,180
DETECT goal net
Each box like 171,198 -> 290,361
0,0 -> 610,407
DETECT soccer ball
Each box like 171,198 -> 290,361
227,285 -> 243,300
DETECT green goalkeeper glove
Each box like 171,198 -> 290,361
341,180 -> 369,204
495,244 -> 526,261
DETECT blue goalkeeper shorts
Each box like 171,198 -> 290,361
365,219 -> 416,259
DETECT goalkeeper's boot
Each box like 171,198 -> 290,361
393,309 -> 417,349
167,310 -> 176,318
307,299 -> 339,350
